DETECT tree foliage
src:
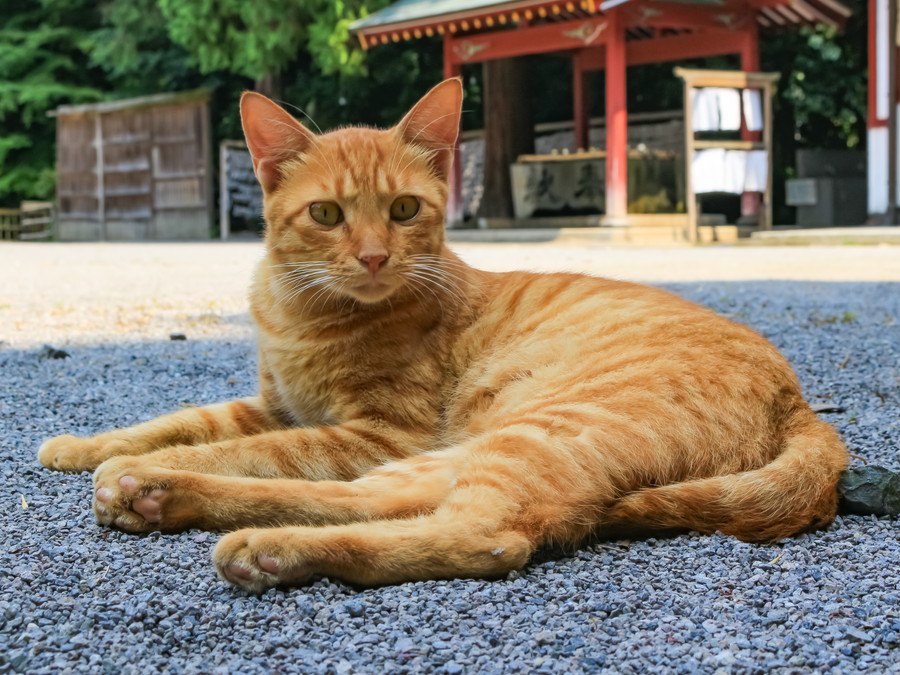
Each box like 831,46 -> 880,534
0,0 -> 103,202
157,0 -> 386,82
764,10 -> 868,150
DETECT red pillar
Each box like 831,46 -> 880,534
573,50 -> 589,150
740,24 -> 761,219
604,9 -> 628,221
443,37 -> 463,225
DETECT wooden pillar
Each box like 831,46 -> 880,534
573,50 -> 589,150
604,9 -> 628,221
740,24 -> 761,219
443,37 -> 463,225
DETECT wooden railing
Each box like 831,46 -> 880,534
0,202 -> 55,241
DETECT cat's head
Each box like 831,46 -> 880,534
241,78 -> 462,305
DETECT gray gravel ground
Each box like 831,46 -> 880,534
1,243 -> 898,673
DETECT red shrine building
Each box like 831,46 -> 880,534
351,0 -> 854,237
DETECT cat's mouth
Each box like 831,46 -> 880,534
346,275 -> 402,303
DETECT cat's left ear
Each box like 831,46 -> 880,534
396,77 -> 462,179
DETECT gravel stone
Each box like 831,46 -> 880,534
1,243 -> 897,672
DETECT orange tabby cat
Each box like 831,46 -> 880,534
38,79 -> 848,592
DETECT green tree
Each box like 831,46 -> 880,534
763,7 -> 867,151
0,0 -> 103,205
157,0 -> 389,98
88,0 -> 204,95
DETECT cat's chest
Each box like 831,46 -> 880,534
260,332 -> 349,426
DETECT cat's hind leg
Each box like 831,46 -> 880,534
209,430 -> 609,590
213,511 -> 533,593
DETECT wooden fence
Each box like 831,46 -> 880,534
0,202 -> 54,241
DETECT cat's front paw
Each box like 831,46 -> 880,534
213,528 -> 315,593
38,434 -> 132,472
92,457 -> 190,533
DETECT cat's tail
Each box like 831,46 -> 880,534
603,408 -> 849,542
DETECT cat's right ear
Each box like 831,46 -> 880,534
240,92 -> 316,192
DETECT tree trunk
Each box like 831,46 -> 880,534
477,58 -> 534,220
254,72 -> 283,101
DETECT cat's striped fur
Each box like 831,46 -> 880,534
38,79 -> 847,592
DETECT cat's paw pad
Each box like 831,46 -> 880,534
213,529 -> 314,593
38,435 -> 132,472
92,458 -> 172,532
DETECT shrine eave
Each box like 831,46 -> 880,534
349,0 -> 851,49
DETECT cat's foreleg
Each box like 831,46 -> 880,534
37,397 -> 282,472
90,449 -> 460,533
93,418 -> 425,478
90,421 -> 431,531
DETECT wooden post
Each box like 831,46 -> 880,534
888,0 -> 898,224
573,50 -> 589,150
443,37 -> 463,226
201,100 -> 214,239
763,79 -> 774,231
683,78 -> 698,243
740,25 -> 761,220
604,9 -> 628,221
94,112 -> 106,241
219,143 -> 230,240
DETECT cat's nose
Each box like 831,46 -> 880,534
358,253 -> 388,275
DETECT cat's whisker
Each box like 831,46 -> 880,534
280,282 -> 329,308
412,262 -> 469,286
403,280 -> 429,309
272,266 -> 329,285
407,254 -> 472,275
269,261 -> 331,269
304,279 -> 341,315
320,284 -> 344,314
403,274 -> 445,315
284,274 -> 332,299
272,99 -> 325,135
409,263 -> 469,297
278,274 -> 334,306
404,270 -> 467,308
272,268 -> 329,285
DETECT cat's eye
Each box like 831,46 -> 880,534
309,201 -> 344,227
390,196 -> 420,222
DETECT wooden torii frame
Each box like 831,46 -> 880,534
351,0 -> 850,226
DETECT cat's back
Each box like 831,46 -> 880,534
449,269 -> 801,433
467,269 -> 760,355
